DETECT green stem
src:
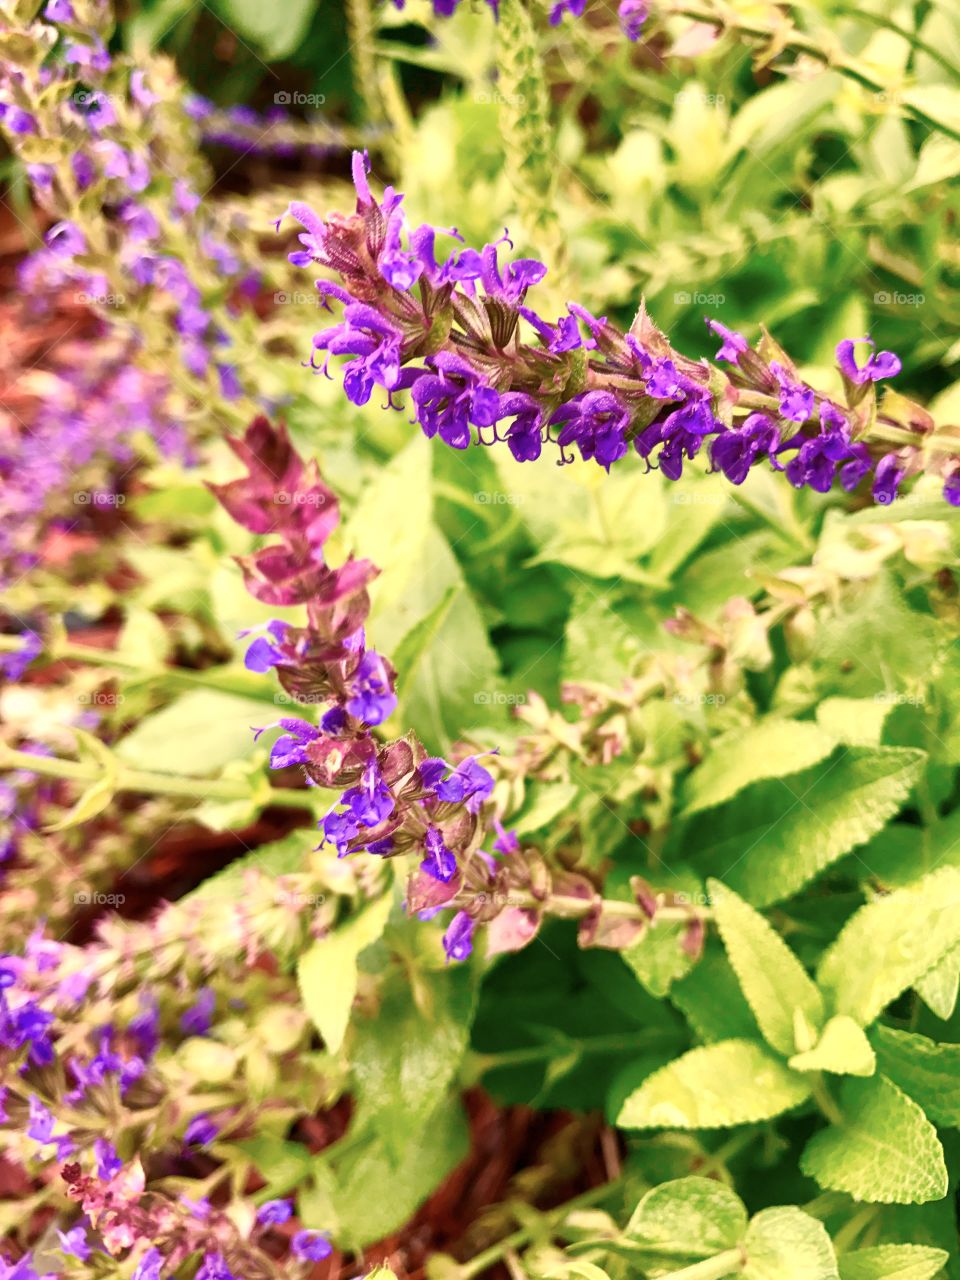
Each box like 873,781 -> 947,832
666,1251 -> 745,1280
466,1028 -> 679,1076
458,1179 -> 625,1279
672,3 -> 960,145
810,1074 -> 845,1128
0,746 -> 319,808
499,886 -> 712,924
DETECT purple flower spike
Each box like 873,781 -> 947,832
710,413 -> 779,485
0,630 -> 42,682
132,1248 -> 164,1280
183,1113 -> 219,1147
836,337 -> 902,385
180,987 -> 216,1037
944,469 -> 960,506
44,221 -> 86,259
94,1138 -> 122,1181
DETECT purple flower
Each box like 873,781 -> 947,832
268,719 -> 324,770
836,337 -> 901,385
128,998 -> 159,1059
710,414 -> 779,485
44,0 -> 74,18
426,757 -> 494,813
0,631 -> 41,681
548,0 -> 587,24
183,1113 -> 219,1147
56,1226 -> 90,1262
94,1138 -> 122,1181
442,912 -> 475,962
618,0 -> 648,39
44,221 -> 86,259
706,318 -> 748,364
0,106 -> 37,135
770,363 -> 814,423
313,305 -> 404,406
422,827 -> 457,882
196,1253 -> 235,1280
872,453 -> 905,505
320,807 -> 360,856
26,1096 -> 55,1144
180,988 -> 216,1037
345,651 -> 397,726
492,818 -> 519,854
291,1231 -> 333,1262
257,1197 -> 294,1226
497,393 -> 543,463
944,469 -> 960,506
411,353 -> 500,450
131,1249 -> 164,1280
550,391 -> 631,470
342,763 -> 395,826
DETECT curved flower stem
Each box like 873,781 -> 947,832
666,1251 -> 746,1280
0,745 -> 323,808
671,2 -> 960,145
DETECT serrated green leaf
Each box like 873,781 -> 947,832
670,942 -> 760,1043
743,1206 -> 839,1280
297,893 -> 393,1055
115,689 -> 272,774
817,867 -> 960,1026
800,1076 -> 947,1205
816,697 -> 891,747
709,879 -> 823,1055
684,720 -> 836,815
622,867 -> 702,998
789,1016 -> 876,1077
696,747 -> 925,906
625,1176 -> 747,1259
915,945 -> 960,1019
618,1039 -> 811,1130
839,1243 -> 949,1280
872,1025 -> 960,1125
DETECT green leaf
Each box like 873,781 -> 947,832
709,879 -> 824,1056
670,942 -> 760,1043
210,0 -> 315,58
622,867 -> 703,998
872,1025 -> 960,1126
816,698 -> 892,747
618,1039 -> 811,1130
743,1206 -> 839,1280
788,1016 -> 876,1078
115,689 -> 273,775
817,867 -> 960,1026
915,945 -> 960,1019
513,782 -> 580,836
800,1076 -> 947,1205
313,1094 -> 469,1248
683,720 -> 836,815
838,1244 -> 949,1280
625,1176 -> 748,1258
234,1135 -> 313,1199
701,747 -> 926,906
297,893 -> 394,1055
350,966 -> 477,1143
